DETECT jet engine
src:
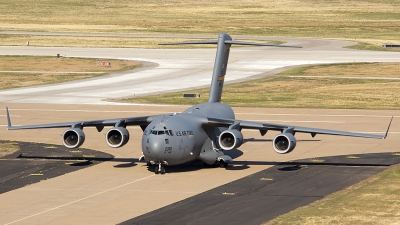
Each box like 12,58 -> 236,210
218,129 -> 243,150
62,128 -> 85,149
106,127 -> 130,148
273,133 -> 296,154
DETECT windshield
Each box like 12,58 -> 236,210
150,130 -> 173,136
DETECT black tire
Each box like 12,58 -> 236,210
160,167 -> 166,174
219,161 -> 228,168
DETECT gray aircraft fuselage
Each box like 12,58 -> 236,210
142,102 -> 234,166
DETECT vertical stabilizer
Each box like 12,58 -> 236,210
208,33 -> 231,103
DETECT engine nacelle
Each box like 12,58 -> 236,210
62,128 -> 85,149
106,127 -> 130,148
218,129 -> 243,150
273,133 -> 297,154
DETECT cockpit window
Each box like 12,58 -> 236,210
150,130 -> 172,136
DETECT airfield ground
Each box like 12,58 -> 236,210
0,103 -> 399,224
1,0 -> 400,223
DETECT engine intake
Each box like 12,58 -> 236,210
218,129 -> 243,150
273,133 -> 296,154
62,128 -> 85,149
106,127 -> 130,148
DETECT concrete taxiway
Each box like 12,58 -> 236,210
0,36 -> 399,224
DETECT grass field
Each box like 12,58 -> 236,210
0,56 -> 141,89
1,0 -> 400,49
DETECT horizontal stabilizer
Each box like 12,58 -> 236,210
160,39 -> 301,48
225,40 -> 301,48
159,40 -> 219,45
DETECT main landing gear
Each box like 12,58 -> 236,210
155,163 -> 165,174
217,155 -> 232,168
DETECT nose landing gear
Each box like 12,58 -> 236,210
155,163 -> 166,174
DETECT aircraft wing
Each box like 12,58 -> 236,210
206,116 -> 392,139
6,107 -> 156,132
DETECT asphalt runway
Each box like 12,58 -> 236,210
0,36 -> 399,224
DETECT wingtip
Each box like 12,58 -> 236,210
6,107 -> 12,129
383,116 -> 393,139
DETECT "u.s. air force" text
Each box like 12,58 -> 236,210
175,130 -> 194,136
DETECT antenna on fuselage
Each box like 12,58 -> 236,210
159,33 -> 301,103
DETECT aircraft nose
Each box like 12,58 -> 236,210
149,137 -> 165,159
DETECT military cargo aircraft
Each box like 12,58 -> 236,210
6,33 -> 392,174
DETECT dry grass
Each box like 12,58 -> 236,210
265,164 -> 400,225
0,35 -> 278,48
0,56 -> 141,89
1,0 -> 400,48
0,140 -> 19,157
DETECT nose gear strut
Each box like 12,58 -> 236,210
155,163 -> 165,174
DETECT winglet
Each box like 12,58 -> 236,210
6,107 -> 12,130
383,116 -> 393,139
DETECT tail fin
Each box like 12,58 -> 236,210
160,33 -> 301,103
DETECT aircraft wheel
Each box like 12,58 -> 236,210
155,167 -> 159,174
160,166 -> 166,174
219,161 -> 228,168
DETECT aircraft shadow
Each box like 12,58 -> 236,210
16,152 -> 396,173
223,149 -> 244,159
231,160 -> 394,168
